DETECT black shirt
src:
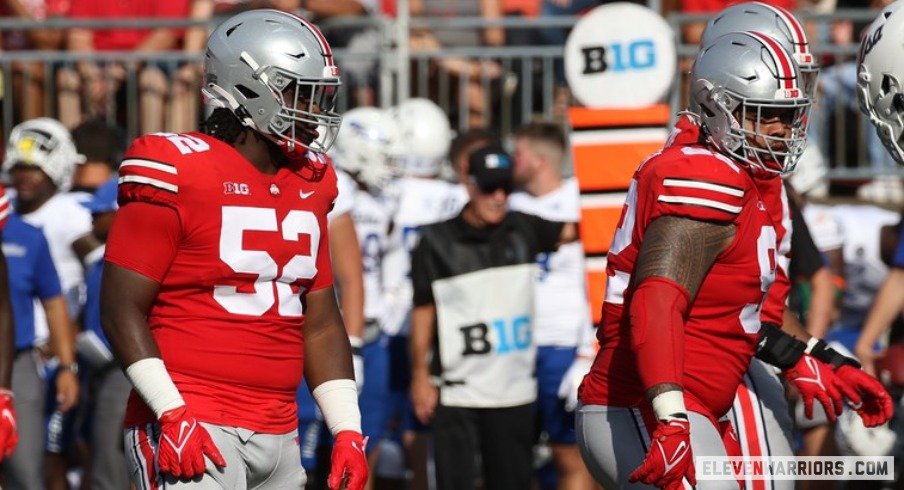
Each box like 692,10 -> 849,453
411,209 -> 565,306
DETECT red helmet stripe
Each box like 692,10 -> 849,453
748,31 -> 796,90
757,2 -> 810,56
292,14 -> 337,71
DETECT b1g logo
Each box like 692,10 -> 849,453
564,2 -> 676,108
459,315 -> 531,356
580,39 -> 656,75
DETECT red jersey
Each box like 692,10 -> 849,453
105,132 -> 337,433
579,138 -> 778,419
668,115 -> 792,325
0,187 -> 9,229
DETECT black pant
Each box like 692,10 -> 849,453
433,403 -> 535,490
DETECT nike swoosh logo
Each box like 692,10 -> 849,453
178,420 -> 193,443
1,409 -> 15,432
300,190 -> 315,199
659,440 -> 689,475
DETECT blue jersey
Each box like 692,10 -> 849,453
3,214 -> 62,350
83,259 -> 107,348
894,225 -> 904,269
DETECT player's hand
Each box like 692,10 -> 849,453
55,370 -> 79,412
350,336 -> 365,392
410,371 -> 438,424
629,417 -> 695,490
556,356 -> 592,412
782,354 -> 842,422
157,406 -> 226,479
835,365 -> 894,427
327,431 -> 368,490
0,389 -> 18,461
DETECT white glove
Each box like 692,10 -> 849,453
350,336 -> 365,392
557,356 -> 593,412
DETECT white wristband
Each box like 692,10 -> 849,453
312,378 -> 362,435
124,358 -> 185,419
651,390 -> 686,421
805,337 -> 821,354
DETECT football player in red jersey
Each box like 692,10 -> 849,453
576,32 -> 813,490
100,9 -> 367,490
0,188 -> 15,463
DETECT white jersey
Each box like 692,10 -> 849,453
381,177 -> 468,335
508,178 -> 592,347
802,203 -> 844,253
19,192 -> 93,342
833,204 -> 900,329
351,188 -> 395,322
328,169 -> 357,220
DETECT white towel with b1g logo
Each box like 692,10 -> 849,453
432,264 -> 538,408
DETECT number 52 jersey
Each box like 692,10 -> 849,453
105,132 -> 337,434
579,143 -> 779,419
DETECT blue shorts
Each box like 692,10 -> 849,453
386,334 -> 430,433
296,335 -> 391,470
536,346 -> 577,445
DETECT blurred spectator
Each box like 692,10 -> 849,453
57,0 -> 190,134
70,119 -> 122,193
209,0 -> 299,14
410,0 -> 506,128
449,127 -> 495,183
1,0 -> 69,121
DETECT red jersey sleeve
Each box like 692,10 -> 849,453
640,146 -> 748,224
105,201 -> 181,283
118,134 -> 182,211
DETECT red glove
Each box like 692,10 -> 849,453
629,418 -> 696,490
835,365 -> 894,427
156,406 -> 226,479
328,431 -> 368,490
782,354 -> 843,422
0,389 -> 17,460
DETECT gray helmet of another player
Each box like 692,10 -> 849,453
857,1 -> 904,165
202,9 -> 342,154
689,31 -> 811,175
702,2 -> 819,97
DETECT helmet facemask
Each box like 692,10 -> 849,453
859,71 -> 904,164
697,80 -> 810,175
250,60 -> 342,155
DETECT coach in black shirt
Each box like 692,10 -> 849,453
409,145 -> 576,490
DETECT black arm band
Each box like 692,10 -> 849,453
754,323 -> 806,370
808,339 -> 861,370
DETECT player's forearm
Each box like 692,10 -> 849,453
856,269 -> 904,355
410,304 -> 436,378
43,295 -> 76,365
780,307 -> 811,342
329,215 -> 365,339
805,267 -> 835,338
0,255 -> 14,388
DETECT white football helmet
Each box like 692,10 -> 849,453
387,98 -> 452,177
202,9 -> 342,154
690,31 -> 811,174
835,409 -> 897,457
703,2 -> 819,97
330,107 -> 402,191
857,1 -> 904,165
2,118 -> 85,191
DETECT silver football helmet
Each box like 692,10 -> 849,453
702,2 -> 819,97
2,117 -> 85,192
202,9 -> 342,154
330,107 -> 403,191
690,31 -> 811,174
857,1 -> 904,165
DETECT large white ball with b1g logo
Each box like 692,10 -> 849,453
564,2 -> 677,108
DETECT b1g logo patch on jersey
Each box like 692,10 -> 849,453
223,182 -> 251,195
459,315 -> 532,357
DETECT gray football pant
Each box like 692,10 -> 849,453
125,422 -> 305,489
90,366 -> 131,490
577,406 -> 739,490
727,358 -> 795,490
3,351 -> 46,490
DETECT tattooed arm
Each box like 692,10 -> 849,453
631,215 -> 736,405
